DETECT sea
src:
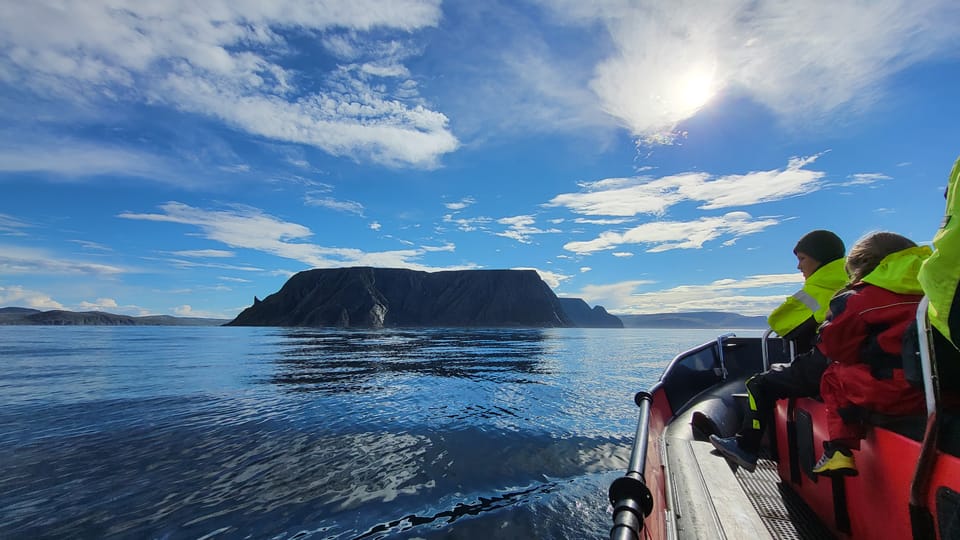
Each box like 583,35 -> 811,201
0,326 -> 761,539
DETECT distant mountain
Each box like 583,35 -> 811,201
0,308 -> 228,326
617,311 -> 768,329
557,298 -> 623,328
228,267 -> 622,328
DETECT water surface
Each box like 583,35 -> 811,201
0,326 -> 751,539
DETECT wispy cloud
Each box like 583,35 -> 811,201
445,197 -> 476,211
443,214 -> 494,233
219,276 -> 252,283
0,213 -> 32,236
0,244 -> 126,275
0,0 -> 457,168
495,215 -> 561,244
70,239 -> 112,251
119,201 -> 468,270
564,212 -> 780,254
0,138 -> 186,184
169,249 -> 235,258
843,172 -> 892,186
548,155 -> 825,217
304,193 -> 365,216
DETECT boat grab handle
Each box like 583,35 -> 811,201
609,391 -> 655,540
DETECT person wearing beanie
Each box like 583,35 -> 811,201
768,229 -> 850,351
705,230 -> 850,473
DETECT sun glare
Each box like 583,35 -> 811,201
678,69 -> 716,113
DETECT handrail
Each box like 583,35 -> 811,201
908,297 -> 941,540
609,391 -> 655,540
716,332 -> 736,379
761,328 -> 774,371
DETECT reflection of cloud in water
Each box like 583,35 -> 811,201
268,329 -> 552,393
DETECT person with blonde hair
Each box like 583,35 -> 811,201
812,232 -> 932,476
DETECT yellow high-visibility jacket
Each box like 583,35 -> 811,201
918,156 -> 960,347
768,258 -> 849,338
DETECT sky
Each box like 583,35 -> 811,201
1,0 -> 959,320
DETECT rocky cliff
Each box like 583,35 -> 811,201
227,267 -> 622,328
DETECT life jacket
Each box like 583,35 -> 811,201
818,246 -> 931,377
918,156 -> 960,348
768,258 -> 848,337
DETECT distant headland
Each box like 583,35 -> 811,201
0,307 -> 228,326
1,268 -> 772,329
227,267 -> 623,328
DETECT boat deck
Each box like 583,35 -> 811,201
663,395 -> 835,540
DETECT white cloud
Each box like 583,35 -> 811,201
172,304 -> 222,318
219,276 -> 252,283
580,267 -> 591,273
548,154 -> 825,216
495,215 -> 562,244
682,155 -> 827,209
513,267 -> 571,289
422,242 -> 455,252
0,0 -> 457,168
576,273 -> 803,315
0,244 -> 126,275
119,201 -> 468,271
540,0 -> 959,141
78,297 -> 119,311
844,172 -> 892,186
443,214 -> 493,233
370,221 -> 382,231
564,212 -> 779,254
0,285 -> 64,309
612,252 -> 633,257
445,197 -> 476,210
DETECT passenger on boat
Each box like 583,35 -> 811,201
709,230 -> 848,472
812,232 -> 932,477
915,156 -> 960,389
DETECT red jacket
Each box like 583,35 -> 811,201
816,283 -> 922,378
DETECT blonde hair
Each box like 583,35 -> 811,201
845,231 -> 917,283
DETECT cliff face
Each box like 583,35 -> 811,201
228,267 -> 621,328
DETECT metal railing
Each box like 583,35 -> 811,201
609,391 -> 655,540
909,297 -> 942,540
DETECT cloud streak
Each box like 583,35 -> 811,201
564,212 -> 780,254
119,201 -> 472,271
548,155 -> 826,217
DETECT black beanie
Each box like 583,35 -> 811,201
794,230 -> 845,265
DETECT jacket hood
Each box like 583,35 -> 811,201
861,245 -> 932,295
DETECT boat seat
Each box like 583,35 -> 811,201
867,410 -> 960,458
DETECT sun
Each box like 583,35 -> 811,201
677,69 -> 716,113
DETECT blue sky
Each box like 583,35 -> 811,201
1,0 -> 959,319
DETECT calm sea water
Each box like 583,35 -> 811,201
0,326 -> 758,539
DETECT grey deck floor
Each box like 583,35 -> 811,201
664,404 -> 835,540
